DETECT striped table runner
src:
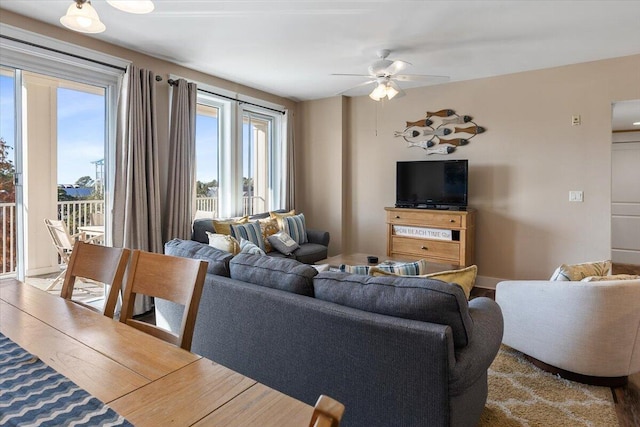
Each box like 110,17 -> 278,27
0,333 -> 132,426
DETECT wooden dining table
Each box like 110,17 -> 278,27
0,278 -> 314,426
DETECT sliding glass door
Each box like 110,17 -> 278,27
0,67 -> 111,284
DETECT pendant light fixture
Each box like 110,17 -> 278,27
106,1 -> 155,14
60,0 -> 155,34
60,0 -> 106,34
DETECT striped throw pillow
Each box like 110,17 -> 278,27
230,221 -> 266,252
340,259 -> 428,276
284,213 -> 309,245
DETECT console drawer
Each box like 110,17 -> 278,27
390,236 -> 459,261
388,211 -> 462,228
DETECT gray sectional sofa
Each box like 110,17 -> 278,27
191,211 -> 330,264
158,239 -> 503,427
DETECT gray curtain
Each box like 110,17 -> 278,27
284,109 -> 296,210
113,65 -> 161,313
164,79 -> 197,242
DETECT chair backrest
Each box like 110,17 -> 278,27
119,250 -> 208,350
44,219 -> 76,256
309,395 -> 345,427
90,212 -> 105,226
60,241 -> 131,318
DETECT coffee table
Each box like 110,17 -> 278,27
318,252 -> 458,274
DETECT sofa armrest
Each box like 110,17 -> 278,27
449,297 -> 503,395
306,229 -> 330,247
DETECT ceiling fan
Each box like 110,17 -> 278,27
332,49 -> 449,101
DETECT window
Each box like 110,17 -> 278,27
195,103 -> 220,214
195,90 -> 285,218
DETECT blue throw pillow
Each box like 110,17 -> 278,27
230,221 -> 266,252
239,238 -> 266,255
284,213 -> 308,245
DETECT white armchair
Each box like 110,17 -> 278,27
496,278 -> 640,386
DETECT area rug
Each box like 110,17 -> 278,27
479,345 -> 618,427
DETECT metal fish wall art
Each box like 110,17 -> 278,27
394,109 -> 486,155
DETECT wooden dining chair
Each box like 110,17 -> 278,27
308,395 -> 345,427
60,240 -> 131,318
119,250 -> 208,351
44,218 -> 103,291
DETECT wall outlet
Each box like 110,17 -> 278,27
572,115 -> 581,126
569,190 -> 583,202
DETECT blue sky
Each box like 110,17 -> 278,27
0,73 -> 220,185
0,74 -> 105,184
195,113 -> 218,183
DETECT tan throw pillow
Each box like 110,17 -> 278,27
258,217 -> 279,253
270,209 -> 296,231
369,264 -> 478,300
550,260 -> 612,281
206,231 -> 240,255
424,266 -> 477,299
581,274 -> 640,282
212,216 -> 249,235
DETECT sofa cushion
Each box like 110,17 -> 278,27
369,265 -> 478,300
550,260 -> 612,281
291,243 -> 328,265
313,271 -> 473,347
230,253 -> 318,296
192,218 -> 216,243
164,239 -> 233,277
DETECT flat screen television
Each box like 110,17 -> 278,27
396,159 -> 468,209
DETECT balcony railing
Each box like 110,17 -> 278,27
0,203 -> 16,275
0,196 -> 266,276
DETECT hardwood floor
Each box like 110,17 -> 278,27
471,284 -> 639,427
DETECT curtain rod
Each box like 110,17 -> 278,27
168,78 -> 285,114
0,34 -> 128,72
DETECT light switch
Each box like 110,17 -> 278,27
569,191 -> 583,202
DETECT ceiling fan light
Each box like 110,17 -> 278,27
386,85 -> 399,100
60,1 -> 106,33
370,83 -> 387,101
107,0 -> 155,14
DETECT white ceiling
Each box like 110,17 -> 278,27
1,0 -> 640,108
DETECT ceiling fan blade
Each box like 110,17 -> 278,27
385,60 -> 411,76
331,73 -> 374,78
336,79 -> 376,95
394,74 -> 450,83
388,80 -> 406,99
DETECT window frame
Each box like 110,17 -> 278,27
192,81 -> 286,218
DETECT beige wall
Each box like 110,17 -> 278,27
299,55 -> 640,284
296,96 -> 347,255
